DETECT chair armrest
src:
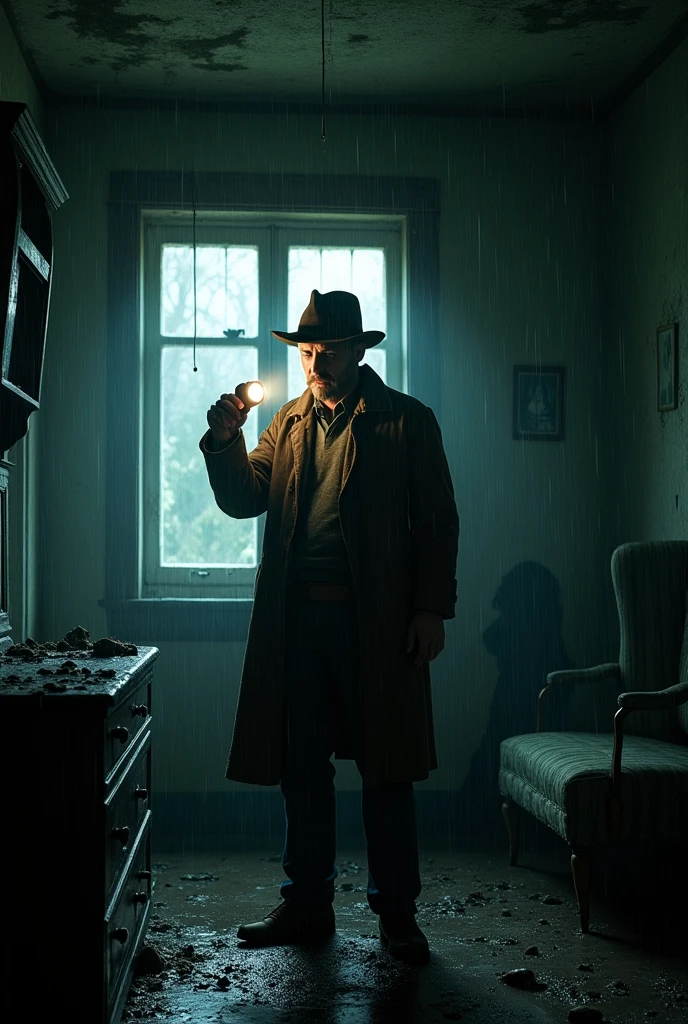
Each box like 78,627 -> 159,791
611,679 -> 688,800
546,664 -> 621,687
537,664 -> 620,732
617,679 -> 688,711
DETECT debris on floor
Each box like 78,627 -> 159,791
501,968 -> 546,991
568,1008 -> 605,1023
121,849 -> 688,1023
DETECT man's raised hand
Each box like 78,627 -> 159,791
207,393 -> 249,448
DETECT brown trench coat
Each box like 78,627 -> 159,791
200,364 -> 459,787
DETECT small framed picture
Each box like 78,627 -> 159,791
657,323 -> 678,411
513,365 -> 566,441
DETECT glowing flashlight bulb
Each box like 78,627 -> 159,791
247,381 -> 265,404
235,381 -> 266,408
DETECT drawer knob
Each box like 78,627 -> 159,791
111,826 -> 130,846
137,869 -> 152,881
110,726 -> 129,743
112,927 -> 129,944
131,704 -> 149,717
133,891 -> 148,905
135,786 -> 148,801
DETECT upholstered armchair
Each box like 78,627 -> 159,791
499,541 -> 688,933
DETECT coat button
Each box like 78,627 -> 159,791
288,484 -> 294,494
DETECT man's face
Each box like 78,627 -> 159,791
298,341 -> 365,402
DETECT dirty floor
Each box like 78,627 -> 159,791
124,848 -> 688,1023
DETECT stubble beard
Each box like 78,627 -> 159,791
308,363 -> 357,403
310,379 -> 338,401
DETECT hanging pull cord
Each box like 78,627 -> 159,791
321,0 -> 326,142
192,174 -> 198,372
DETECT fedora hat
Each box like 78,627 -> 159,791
271,290 -> 385,348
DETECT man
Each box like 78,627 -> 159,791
200,289 -> 459,965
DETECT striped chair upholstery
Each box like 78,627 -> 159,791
500,732 -> 688,847
499,542 -> 688,931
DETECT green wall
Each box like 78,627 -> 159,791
40,105 -> 613,797
604,35 -> 688,541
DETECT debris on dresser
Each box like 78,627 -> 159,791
0,626 -> 159,1024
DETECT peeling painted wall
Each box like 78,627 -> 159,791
603,34 -> 688,541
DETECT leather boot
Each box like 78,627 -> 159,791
237,900 -> 335,946
379,913 -> 430,965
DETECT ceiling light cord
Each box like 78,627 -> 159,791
192,169 -> 198,372
321,0 -> 327,141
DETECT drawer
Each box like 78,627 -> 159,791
104,679 -> 152,782
105,730 -> 151,900
106,814 -> 152,1017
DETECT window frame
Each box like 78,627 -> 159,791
142,222 -> 269,600
105,172 -> 440,642
142,217 -> 405,599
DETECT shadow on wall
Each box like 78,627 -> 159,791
457,562 -> 573,845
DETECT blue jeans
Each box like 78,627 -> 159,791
279,595 -> 421,916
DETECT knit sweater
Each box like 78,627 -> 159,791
288,383 -> 360,584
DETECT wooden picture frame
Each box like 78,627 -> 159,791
513,365 -> 566,442
657,323 -> 678,411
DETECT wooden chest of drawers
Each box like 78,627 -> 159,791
0,646 -> 159,1023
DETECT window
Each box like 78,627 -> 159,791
141,216 -> 405,599
105,171 -> 439,641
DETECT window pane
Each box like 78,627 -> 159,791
352,250 -> 386,334
288,247 -> 386,335
288,248 -> 321,331
288,346 -> 305,402
287,247 -> 387,400
160,345 -> 259,567
361,346 -> 386,382
321,249 -> 352,291
161,245 -> 259,338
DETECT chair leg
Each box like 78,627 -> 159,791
501,800 -> 520,866
570,847 -> 591,934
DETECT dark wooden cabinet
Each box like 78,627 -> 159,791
1,101 -> 67,454
0,461 -> 8,649
0,647 -> 159,1023
0,103 -> 67,653
0,100 -> 154,1024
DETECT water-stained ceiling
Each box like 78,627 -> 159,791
5,0 -> 688,111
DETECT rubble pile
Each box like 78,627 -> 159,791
1,627 -> 140,691
3,625 -> 138,660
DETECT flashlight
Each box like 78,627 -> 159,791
235,381 -> 265,408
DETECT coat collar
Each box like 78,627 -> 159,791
288,364 -> 392,422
